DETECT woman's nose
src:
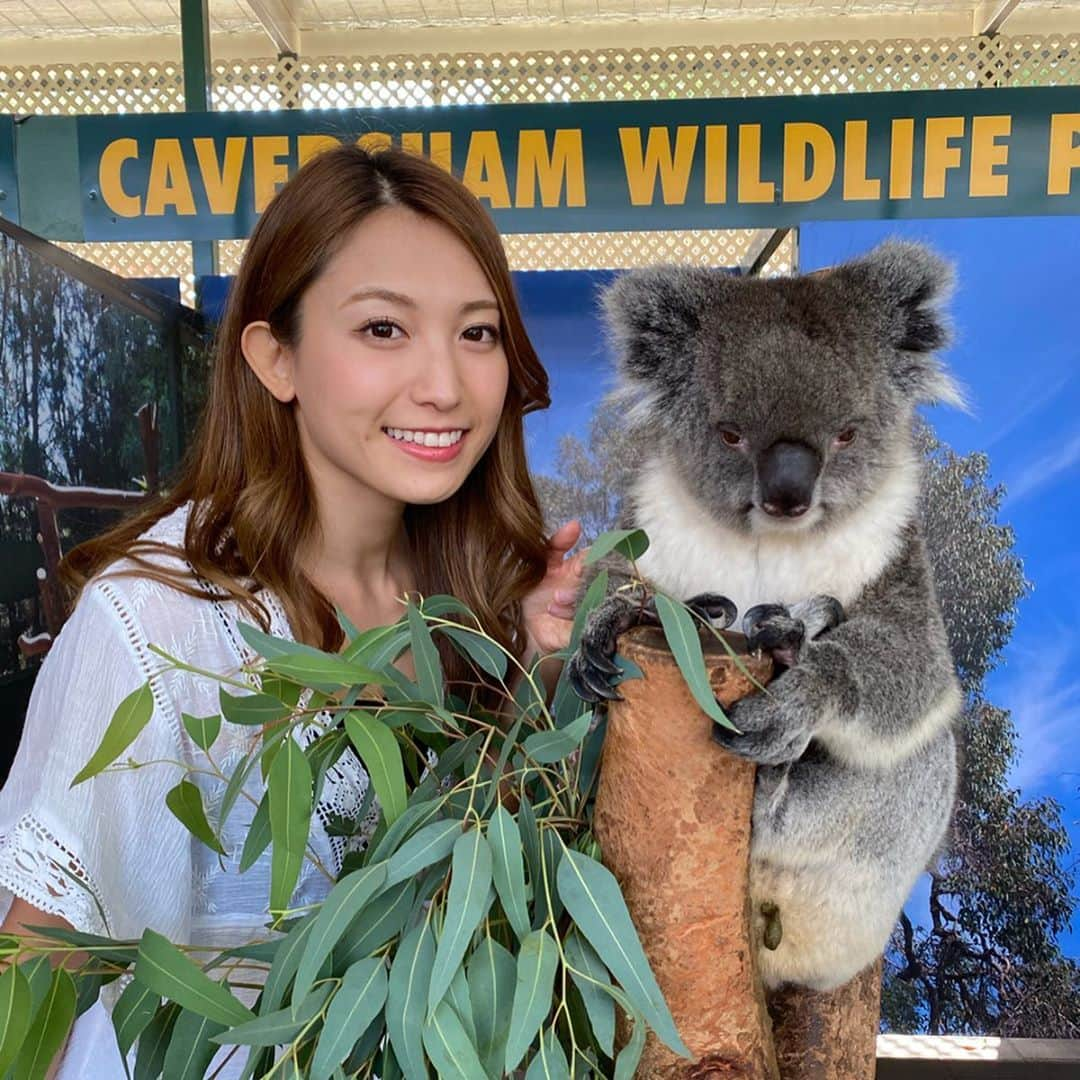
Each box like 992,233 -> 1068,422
411,342 -> 464,410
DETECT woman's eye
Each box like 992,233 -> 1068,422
359,319 -> 404,340
462,324 -> 500,344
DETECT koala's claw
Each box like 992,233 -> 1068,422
567,653 -> 623,703
685,592 -> 738,629
743,604 -> 806,670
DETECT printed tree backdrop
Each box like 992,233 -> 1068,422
535,402 -> 1080,1037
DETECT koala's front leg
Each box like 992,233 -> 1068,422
711,596 -> 843,766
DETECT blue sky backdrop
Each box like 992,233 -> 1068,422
516,216 -> 1080,958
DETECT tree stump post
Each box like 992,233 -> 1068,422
592,625 -> 881,1080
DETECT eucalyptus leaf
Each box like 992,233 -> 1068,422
166,779 -> 226,855
446,965 -> 477,1046
310,958 -> 389,1080
563,930 -> 615,1057
133,1002 -> 179,1080
525,1027 -> 572,1080
71,683 -> 155,786
552,569 -> 609,729
582,528 -> 649,567
238,791 -> 271,873
112,978 -> 160,1059
614,1012 -> 647,1080
162,1008 -> 226,1079
346,624 -> 411,670
0,963 -> 32,1076
260,914 -> 316,1015
135,929 -> 254,1028
213,982 -> 333,1046
385,817 -> 461,886
421,999 -> 488,1080
292,862 -> 388,1004
407,601 -> 444,707
267,737 -> 314,914
367,795 -> 445,867
345,711 -> 407,825
428,829 -> 494,1014
219,686 -> 292,727
438,625 -> 508,680
19,956 -> 53,1016
576,715 -> 607,799
387,920 -> 436,1080
14,965 -> 77,1080
20,925 -> 137,969
522,711 -> 593,765
653,594 -> 736,731
505,929 -> 559,1073
467,933 -> 516,1080
556,849 -> 689,1057
334,880 -> 415,971
489,804 -> 530,941
181,712 -> 221,753
265,651 -> 387,689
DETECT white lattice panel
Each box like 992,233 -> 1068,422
56,240 -> 196,306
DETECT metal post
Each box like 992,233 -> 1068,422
181,0 -> 217,279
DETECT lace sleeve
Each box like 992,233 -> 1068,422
0,585 -> 193,943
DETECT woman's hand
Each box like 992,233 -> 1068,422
522,520 -> 587,659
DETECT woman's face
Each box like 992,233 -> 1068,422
255,204 -> 511,510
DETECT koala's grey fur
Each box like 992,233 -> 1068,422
572,241 -> 962,992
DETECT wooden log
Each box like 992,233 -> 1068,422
592,625 -> 776,1080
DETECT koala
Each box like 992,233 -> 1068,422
568,241 -> 962,993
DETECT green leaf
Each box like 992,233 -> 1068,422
467,934 -> 516,1080
162,1007 -> 226,1079
438,625 -> 508,680
239,791 -> 271,872
541,829 -> 565,923
213,982 -> 333,1045
345,623 -> 411,669
19,956 -> 53,1015
166,779 -> 226,855
422,1000 -> 488,1080
551,570 -> 609,729
260,914 -> 316,1015
522,711 -> 593,764
556,849 -> 690,1057
309,958 -> 388,1080
20,924 -> 137,969
505,929 -> 559,1073
135,929 -> 255,1028
292,861 -> 388,1003
518,796 -> 545,930
334,880 -> 416,971
614,1012 -> 647,1080
653,594 -> 736,731
133,1002 -> 179,1080
446,965 -> 476,1046
407,601 -> 444,707
71,683 -> 155,786
385,818 -> 461,887
563,931 -> 615,1057
221,939 -> 281,965
345,712 -> 408,826
583,528 -> 649,567
181,712 -> 221,753
73,973 -> 104,1020
428,829 -> 494,1014
266,651 -> 388,689
387,921 -> 436,1080
13,965 -> 76,1080
219,686 -> 292,726
217,749 -> 259,831
341,1015 -> 387,1075
0,963 -> 32,1076
525,1027 -> 572,1080
267,737 -> 314,913
489,805 -> 530,942
112,978 -> 160,1059
576,716 -> 607,799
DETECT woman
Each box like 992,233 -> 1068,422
0,144 -> 583,1076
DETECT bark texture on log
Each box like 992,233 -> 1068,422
592,626 -> 776,1080
767,959 -> 883,1080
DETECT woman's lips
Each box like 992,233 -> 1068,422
385,429 -> 468,462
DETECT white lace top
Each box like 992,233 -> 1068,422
0,503 -> 376,1077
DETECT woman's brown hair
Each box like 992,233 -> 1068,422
62,144 -> 551,677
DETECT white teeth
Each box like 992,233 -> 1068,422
385,428 -> 464,447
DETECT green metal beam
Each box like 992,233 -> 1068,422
181,0 -> 216,277
15,117 -> 82,241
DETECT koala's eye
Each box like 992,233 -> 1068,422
834,428 -> 857,447
720,429 -> 745,448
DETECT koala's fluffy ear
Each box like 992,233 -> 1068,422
601,265 -> 712,398
838,240 -> 965,408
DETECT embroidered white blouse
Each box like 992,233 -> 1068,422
0,504 -> 375,1077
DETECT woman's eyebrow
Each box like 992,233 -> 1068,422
340,287 -> 416,309
460,299 -> 500,315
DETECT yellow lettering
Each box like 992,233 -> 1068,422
738,125 -> 775,204
704,125 -> 727,204
619,126 -> 699,206
462,131 -> 511,208
843,120 -> 881,200
252,135 -> 290,213
98,138 -> 141,217
889,119 -> 915,199
401,132 -> 424,157
783,123 -> 836,202
357,132 -> 392,154
297,134 -> 340,167
923,116 -> 965,199
428,133 -> 453,173
1047,112 -> 1080,196
144,138 -> 196,216
193,137 -> 246,215
969,115 -> 1011,197
515,130 -> 586,208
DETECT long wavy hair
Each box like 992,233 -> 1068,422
63,144 -> 551,678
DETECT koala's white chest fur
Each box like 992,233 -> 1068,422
631,456 -> 920,616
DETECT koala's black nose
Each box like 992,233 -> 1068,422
758,440 -> 820,517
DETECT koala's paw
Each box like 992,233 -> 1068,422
685,592 -> 738,629
743,596 -> 844,670
712,669 -> 817,765
567,595 -> 658,703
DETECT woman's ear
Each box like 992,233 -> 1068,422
241,321 -> 296,403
